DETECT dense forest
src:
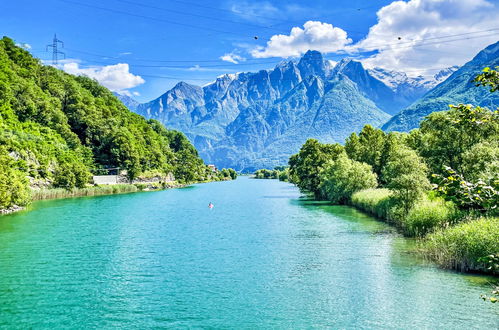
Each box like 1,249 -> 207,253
0,37 -> 234,210
287,67 -> 499,275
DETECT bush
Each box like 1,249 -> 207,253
433,166 -> 499,212
319,153 -> 378,204
382,146 -> 430,214
278,168 -> 289,182
0,148 -> 31,208
421,217 -> 499,273
351,188 -> 395,219
403,198 -> 457,237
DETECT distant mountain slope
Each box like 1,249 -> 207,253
383,41 -> 499,132
126,50 -> 455,171
132,52 -> 397,171
114,92 -> 140,111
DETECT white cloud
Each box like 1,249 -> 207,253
61,62 -> 145,94
220,53 -> 246,64
251,21 -> 353,58
16,43 -> 31,50
356,0 -> 499,75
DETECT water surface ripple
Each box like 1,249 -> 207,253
0,177 -> 497,328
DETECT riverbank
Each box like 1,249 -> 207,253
0,182 -> 187,215
350,188 -> 498,274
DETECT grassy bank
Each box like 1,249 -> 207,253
351,189 -> 459,237
421,217 -> 499,273
30,181 -> 191,201
351,188 -> 497,274
31,184 -> 141,201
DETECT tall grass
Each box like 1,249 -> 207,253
404,198 -> 458,237
351,188 -> 458,236
351,188 -> 395,220
421,217 -> 499,273
31,184 -> 140,201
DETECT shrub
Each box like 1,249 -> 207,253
319,153 -> 378,204
0,148 -> 31,208
351,188 -> 395,219
278,169 -> 289,182
403,198 -> 457,237
421,217 -> 499,273
382,146 -> 430,214
433,166 -> 498,212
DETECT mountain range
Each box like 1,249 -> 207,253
116,50 -> 472,171
383,41 -> 499,132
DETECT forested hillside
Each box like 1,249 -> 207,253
0,37 -> 212,210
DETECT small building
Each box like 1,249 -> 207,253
92,175 -> 118,185
208,164 -> 218,172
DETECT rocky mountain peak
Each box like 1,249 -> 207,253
298,50 -> 327,78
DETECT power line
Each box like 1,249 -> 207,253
359,28 -> 499,51
57,0 -> 256,38
46,34 -> 65,65
61,29 -> 497,68
113,0 -> 284,33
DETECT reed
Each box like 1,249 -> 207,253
421,217 -> 499,273
350,188 -> 395,220
404,198 -> 458,237
31,184 -> 140,201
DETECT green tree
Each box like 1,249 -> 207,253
288,139 -> 344,198
417,104 -> 499,176
461,141 -> 499,182
474,66 -> 499,92
0,148 -> 31,208
345,125 -> 387,177
319,152 -> 378,204
382,146 -> 430,214
433,166 -> 498,212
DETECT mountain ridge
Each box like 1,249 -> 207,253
383,41 -> 499,132
118,51 -> 458,171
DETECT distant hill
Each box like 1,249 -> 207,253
383,41 -> 499,132
119,51 -> 455,171
0,36 -> 208,193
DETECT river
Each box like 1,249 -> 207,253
0,177 -> 497,328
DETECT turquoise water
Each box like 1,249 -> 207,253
0,177 -> 497,328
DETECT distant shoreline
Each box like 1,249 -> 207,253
0,182 -> 187,216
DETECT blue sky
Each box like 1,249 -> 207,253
2,0 -> 498,101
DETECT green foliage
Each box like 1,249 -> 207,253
288,139 -> 344,198
474,66 -> 499,92
351,188 -> 395,219
421,217 -> 499,273
278,168 -> 289,182
433,166 -> 498,212
382,146 -> 430,214
345,125 -> 386,177
404,198 -> 457,237
0,37 -> 209,208
0,147 -> 31,208
216,168 -> 237,181
319,153 -> 378,204
417,104 -> 499,177
31,184 -> 140,200
460,141 -> 499,183
254,169 -> 279,179
254,166 -> 289,181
